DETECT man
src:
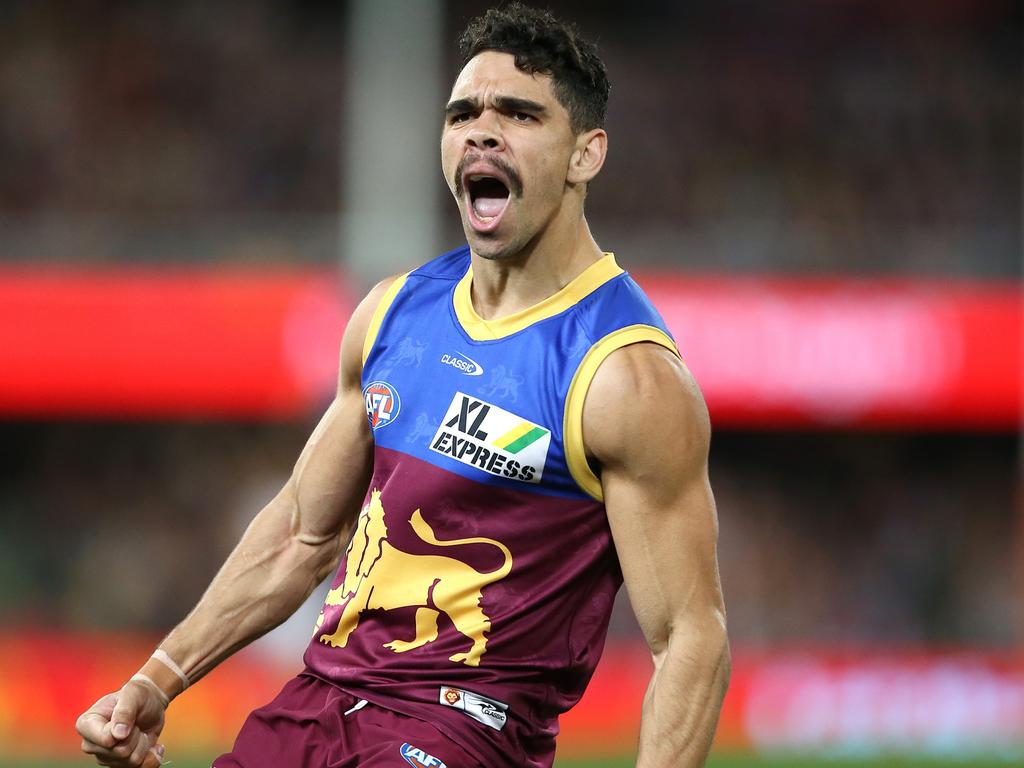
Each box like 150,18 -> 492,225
77,5 -> 729,767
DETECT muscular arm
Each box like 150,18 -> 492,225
149,277 -> 395,690
584,343 -> 730,768
78,277 -> 397,767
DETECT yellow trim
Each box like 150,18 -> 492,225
453,253 -> 624,341
563,324 -> 680,502
362,273 -> 410,364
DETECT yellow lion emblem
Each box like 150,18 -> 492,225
315,489 -> 512,666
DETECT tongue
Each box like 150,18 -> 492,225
473,197 -> 506,218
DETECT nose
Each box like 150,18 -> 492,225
465,111 -> 504,151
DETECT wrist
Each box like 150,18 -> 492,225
128,673 -> 170,708
136,651 -> 188,703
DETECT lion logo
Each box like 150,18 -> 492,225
315,490 -> 512,666
443,688 -> 462,705
393,337 -> 426,367
479,365 -> 524,401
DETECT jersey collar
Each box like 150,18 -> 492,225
453,252 -> 624,341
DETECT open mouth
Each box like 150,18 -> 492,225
466,174 -> 511,232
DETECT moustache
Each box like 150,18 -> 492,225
454,154 -> 524,199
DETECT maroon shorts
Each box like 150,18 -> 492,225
214,674 -> 481,768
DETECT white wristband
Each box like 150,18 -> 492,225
130,673 -> 170,708
152,649 -> 190,691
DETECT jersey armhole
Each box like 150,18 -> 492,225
361,273 -> 411,365
563,324 -> 681,502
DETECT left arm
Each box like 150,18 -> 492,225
584,342 -> 730,767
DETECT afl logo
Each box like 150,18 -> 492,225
364,381 -> 400,429
399,743 -> 447,768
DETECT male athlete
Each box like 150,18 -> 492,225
78,5 -> 729,767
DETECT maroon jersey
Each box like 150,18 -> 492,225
303,248 -> 677,766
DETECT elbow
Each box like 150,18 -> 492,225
258,522 -> 342,590
290,525 -> 345,581
312,536 -> 345,582
706,612 -> 731,707
660,607 -> 731,694
717,629 -> 732,699
707,608 -> 731,693
277,485 -> 347,578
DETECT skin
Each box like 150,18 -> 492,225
588,344 -> 730,766
77,50 -> 729,768
76,280 -> 385,768
441,51 -> 608,317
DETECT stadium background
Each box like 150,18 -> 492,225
0,1 -> 1020,766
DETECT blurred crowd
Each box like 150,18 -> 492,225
1,423 -> 1016,649
0,0 -> 1018,275
710,431 -> 1017,646
587,1 -> 1020,276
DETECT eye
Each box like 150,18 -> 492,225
511,111 -> 534,123
449,112 -> 472,125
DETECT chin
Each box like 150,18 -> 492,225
471,242 -> 515,261
462,225 -> 516,261
471,238 -> 532,262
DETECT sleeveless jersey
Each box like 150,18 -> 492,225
303,246 -> 678,767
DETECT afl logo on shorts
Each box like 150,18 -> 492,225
363,381 -> 400,429
399,743 -> 447,768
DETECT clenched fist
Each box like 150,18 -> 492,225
77,679 -> 167,767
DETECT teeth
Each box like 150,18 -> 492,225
469,174 -> 486,182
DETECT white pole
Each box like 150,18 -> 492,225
339,0 -> 445,289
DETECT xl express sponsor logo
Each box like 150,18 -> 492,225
430,392 -> 550,484
440,352 -> 483,376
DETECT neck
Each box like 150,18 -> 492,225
468,215 -> 604,321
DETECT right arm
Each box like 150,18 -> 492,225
149,274 -> 392,687
77,277 -> 398,767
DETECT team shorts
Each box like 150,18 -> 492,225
213,673 -> 481,768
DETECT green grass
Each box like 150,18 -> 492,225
565,759 -> 1022,768
8,756 -> 1020,768
707,759 -> 1017,768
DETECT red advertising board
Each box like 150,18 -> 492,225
638,275 -> 1022,429
724,648 -> 1024,754
0,267 -> 1019,427
0,266 -> 352,419
1,633 -> 1021,760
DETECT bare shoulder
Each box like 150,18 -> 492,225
337,274 -> 405,392
583,341 -> 710,486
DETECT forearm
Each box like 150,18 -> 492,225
147,491 -> 348,698
636,618 -> 730,768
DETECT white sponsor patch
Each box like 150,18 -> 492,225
429,392 -> 551,484
439,686 -> 509,731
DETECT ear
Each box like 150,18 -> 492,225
567,128 -> 608,185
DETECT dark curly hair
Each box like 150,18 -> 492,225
458,3 -> 609,134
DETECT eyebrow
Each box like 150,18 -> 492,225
444,95 -> 549,118
494,96 -> 548,116
445,97 -> 478,117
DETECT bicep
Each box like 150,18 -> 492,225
278,276 -> 401,542
584,344 -> 726,654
